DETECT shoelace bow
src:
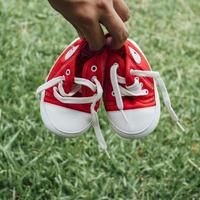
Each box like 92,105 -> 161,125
110,63 -> 185,131
36,75 -> 110,157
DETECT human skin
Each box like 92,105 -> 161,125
48,0 -> 130,50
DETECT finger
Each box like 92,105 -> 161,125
72,24 -> 84,38
113,0 -> 130,22
101,8 -> 128,49
48,0 -> 65,13
78,20 -> 105,51
61,13 -> 84,39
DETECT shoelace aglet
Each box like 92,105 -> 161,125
35,90 -> 40,100
120,110 -> 129,123
176,121 -> 185,132
104,149 -> 111,159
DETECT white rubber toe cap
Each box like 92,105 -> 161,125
107,105 -> 160,139
40,102 -> 92,137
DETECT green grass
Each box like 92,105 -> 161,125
0,0 -> 200,199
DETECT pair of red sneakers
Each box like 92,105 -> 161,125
36,38 -> 184,155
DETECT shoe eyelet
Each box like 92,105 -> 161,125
111,91 -> 115,96
145,89 -> 149,94
66,69 -> 71,76
113,63 -> 119,67
140,82 -> 143,87
135,77 -> 139,81
91,76 -> 97,82
130,69 -> 134,75
91,65 -> 97,72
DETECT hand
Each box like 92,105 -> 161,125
48,0 -> 130,50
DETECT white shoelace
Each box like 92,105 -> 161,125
110,63 -> 185,131
36,75 -> 110,157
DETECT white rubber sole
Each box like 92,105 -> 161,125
40,92 -> 92,138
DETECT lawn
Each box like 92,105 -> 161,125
0,0 -> 200,199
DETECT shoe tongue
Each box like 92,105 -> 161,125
77,47 -> 107,97
80,44 -> 97,58
110,44 -> 135,86
115,40 -> 149,86
75,44 -> 101,77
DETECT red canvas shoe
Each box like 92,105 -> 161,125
103,39 -> 184,139
36,38 -> 108,153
